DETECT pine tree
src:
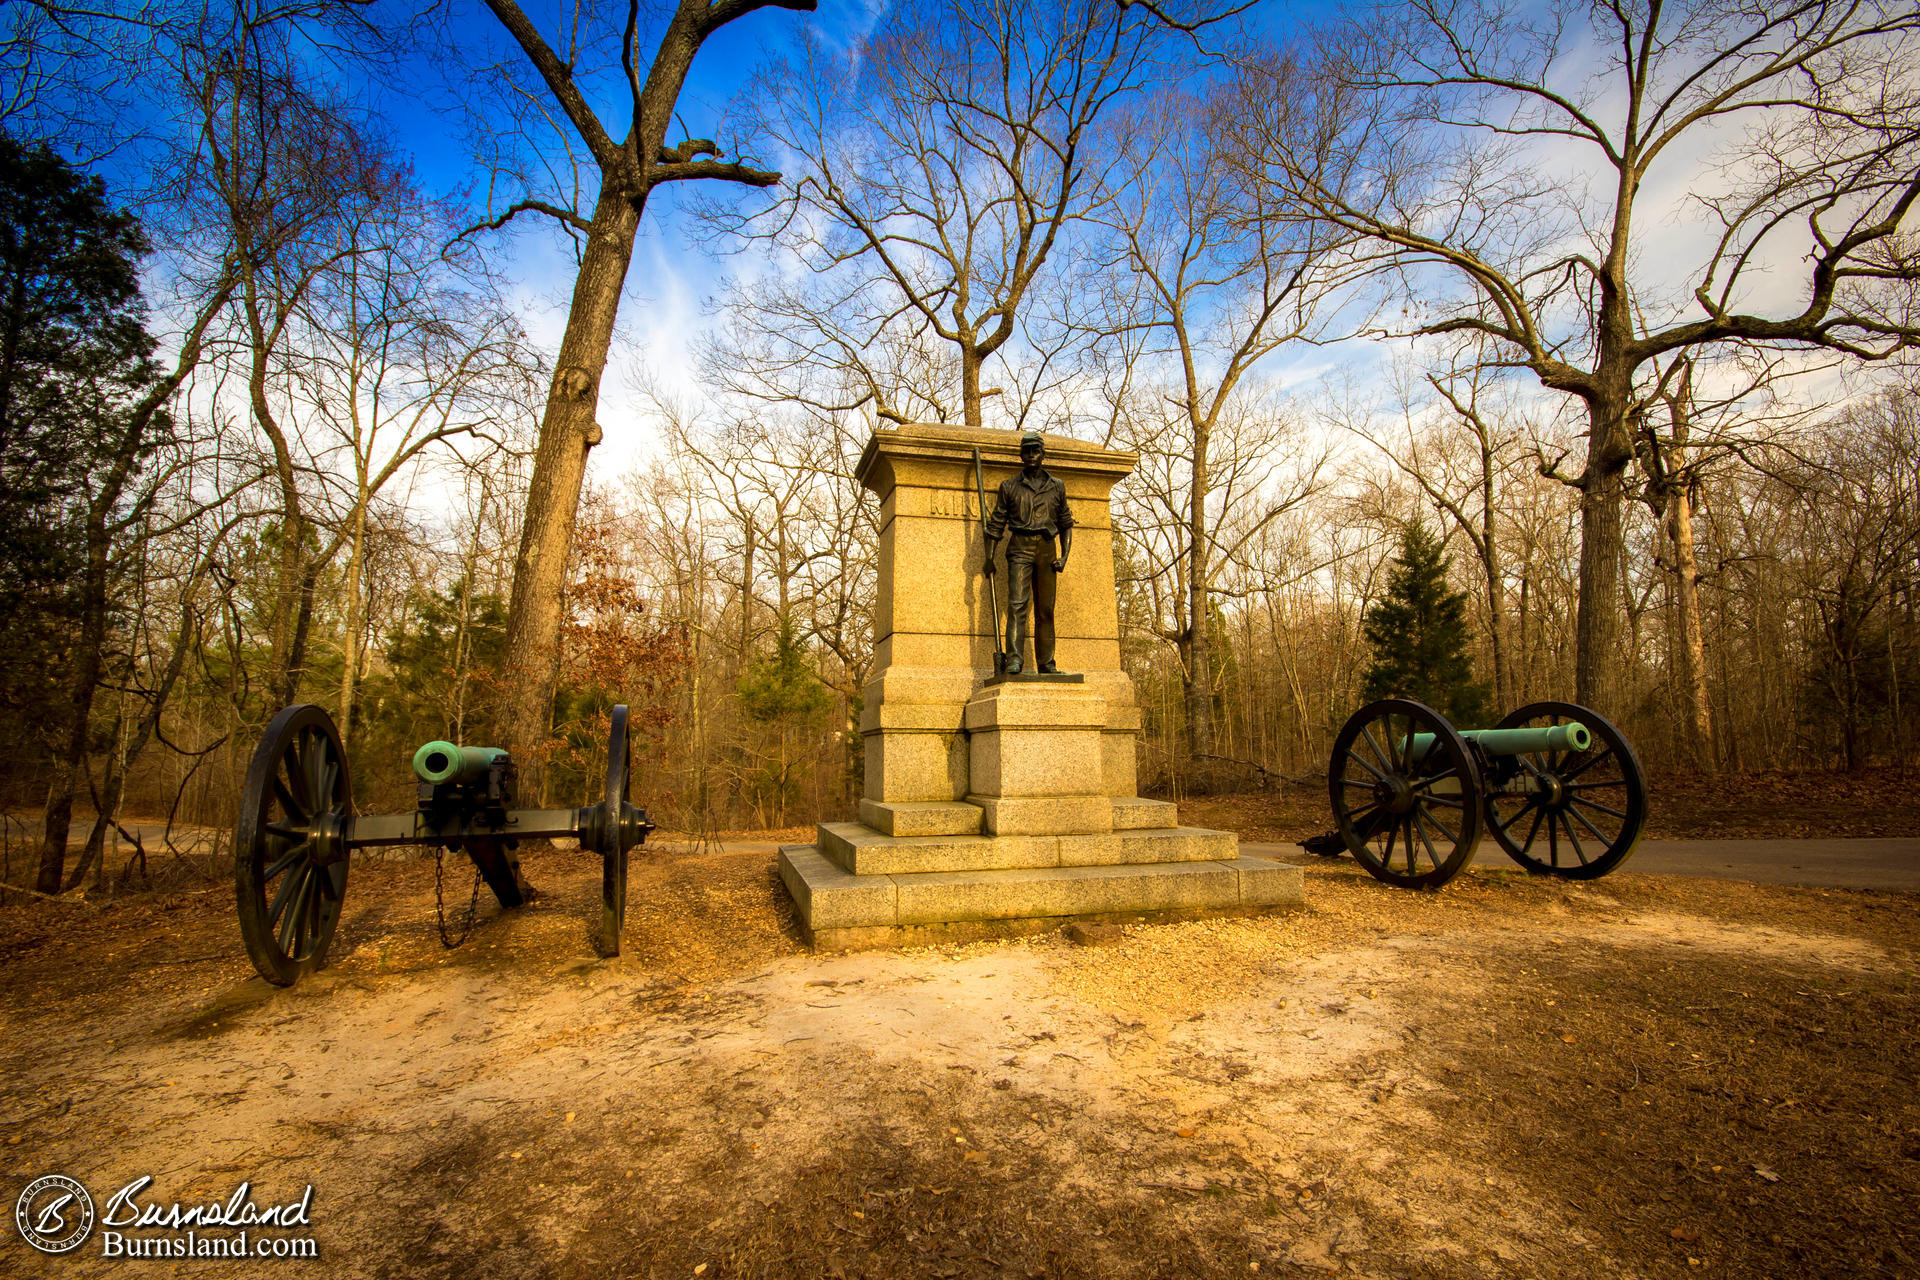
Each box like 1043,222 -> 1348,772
1360,521 -> 1492,726
0,133 -> 158,751
736,615 -> 832,826
0,134 -> 168,892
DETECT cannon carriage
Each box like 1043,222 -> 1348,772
1313,698 -> 1648,890
232,703 -> 654,986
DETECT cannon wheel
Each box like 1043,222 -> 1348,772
235,705 -> 352,986
594,705 -> 633,958
1485,701 -> 1647,879
1329,698 -> 1483,890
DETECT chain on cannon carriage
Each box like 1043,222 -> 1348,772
1302,698 -> 1649,890
231,703 -> 655,986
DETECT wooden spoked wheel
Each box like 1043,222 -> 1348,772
1485,701 -> 1648,879
1329,698 -> 1483,890
234,705 -> 352,986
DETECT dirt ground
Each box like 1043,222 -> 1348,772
1,835 -> 1916,1279
1172,766 -> 1920,844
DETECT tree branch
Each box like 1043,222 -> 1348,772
445,198 -> 596,252
648,159 -> 783,188
482,0 -> 624,171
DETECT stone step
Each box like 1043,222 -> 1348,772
858,799 -> 983,837
1112,796 -> 1179,829
816,821 -> 1236,876
850,796 -> 1181,837
969,793 -> 1113,836
780,844 -> 1304,950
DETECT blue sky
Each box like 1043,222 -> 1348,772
49,0 -> 1857,486
388,0 -> 888,473
372,1 -> 1340,477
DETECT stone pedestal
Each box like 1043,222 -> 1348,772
966,680 -> 1110,835
779,423 -> 1302,949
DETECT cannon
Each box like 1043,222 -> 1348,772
1307,698 -> 1647,890
233,704 -> 654,986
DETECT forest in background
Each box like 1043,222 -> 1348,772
3,0 -> 1918,894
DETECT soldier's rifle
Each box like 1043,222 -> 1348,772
972,447 -> 1006,677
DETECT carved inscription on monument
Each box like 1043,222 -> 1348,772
929,488 -> 970,518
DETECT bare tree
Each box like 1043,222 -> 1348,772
722,0 -> 1169,429
1777,383 -> 1920,769
1117,390 -> 1326,773
1228,0 -> 1920,714
168,6 -> 408,706
0,0 -> 174,153
445,0 -> 816,786
60,491 -> 253,891
1337,340 -> 1535,706
1090,79 -> 1343,760
287,209 -> 542,742
29,264 -> 237,893
1622,352 -> 1816,768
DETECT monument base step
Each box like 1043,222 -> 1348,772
856,795 -> 1181,838
857,799 -> 984,837
1112,796 -> 1179,829
818,820 -> 1235,875
779,845 -> 1304,951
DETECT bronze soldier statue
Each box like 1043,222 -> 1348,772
983,432 -> 1074,675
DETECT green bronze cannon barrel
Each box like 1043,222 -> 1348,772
1409,722 -> 1591,761
411,740 -> 508,786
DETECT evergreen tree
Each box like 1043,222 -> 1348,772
737,615 -> 831,825
1360,521 -> 1492,725
738,618 -> 831,728
362,586 -> 510,743
0,134 -> 175,890
0,133 -> 158,755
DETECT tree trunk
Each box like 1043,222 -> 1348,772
1185,424 -> 1214,762
241,278 -> 312,708
740,519 -> 755,664
498,184 -> 643,785
1484,560 -> 1506,708
35,491 -> 114,891
76,662 -> 174,888
1665,482 -> 1714,770
67,557 -> 211,891
282,562 -> 322,707
1480,438 -> 1505,706
35,283 -> 230,890
338,502 -> 367,744
960,346 -> 984,429
68,706 -> 129,892
452,493 -> 487,740
1516,572 -> 1530,704
1575,397 -> 1632,714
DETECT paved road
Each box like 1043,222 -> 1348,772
1242,838 -> 1920,893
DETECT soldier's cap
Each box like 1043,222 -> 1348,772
1020,431 -> 1044,447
